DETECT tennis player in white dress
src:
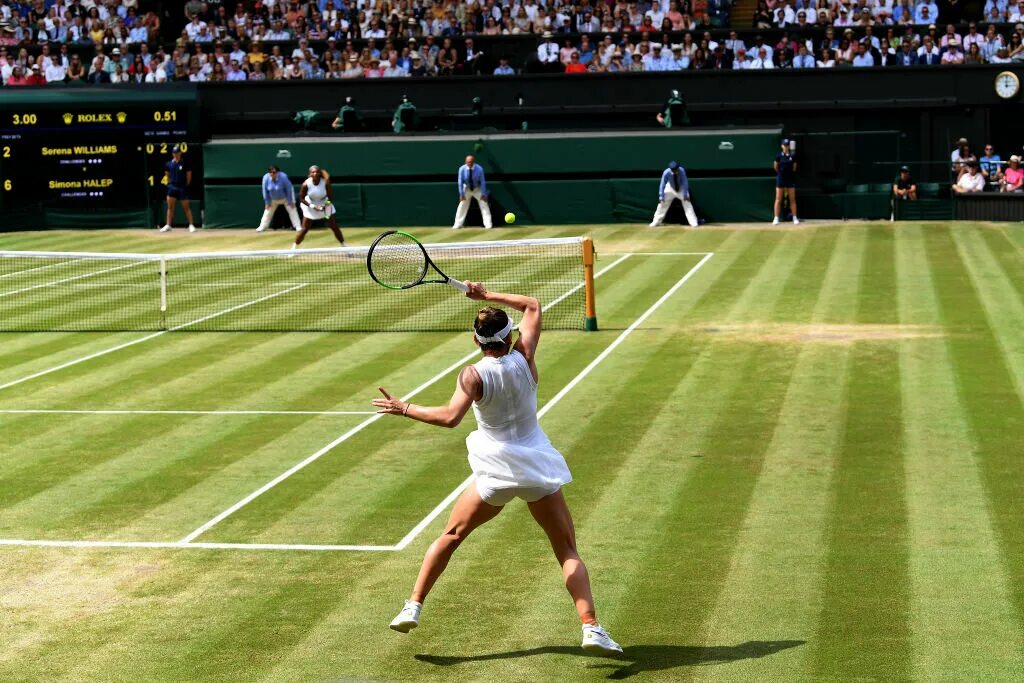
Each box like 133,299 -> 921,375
294,165 -> 345,250
372,282 -> 623,656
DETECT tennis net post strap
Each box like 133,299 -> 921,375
0,236 -> 592,333
582,236 -> 598,331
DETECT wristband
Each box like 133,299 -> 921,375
402,403 -> 410,416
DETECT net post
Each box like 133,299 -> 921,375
582,237 -> 598,331
159,256 -> 168,329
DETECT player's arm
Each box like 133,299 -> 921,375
325,179 -> 334,202
299,182 -> 309,207
466,282 -> 541,363
186,169 -> 192,186
773,160 -> 779,173
372,368 -> 478,428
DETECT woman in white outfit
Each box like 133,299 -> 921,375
294,165 -> 345,250
373,282 -> 623,656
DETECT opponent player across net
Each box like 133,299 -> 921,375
366,231 -> 623,656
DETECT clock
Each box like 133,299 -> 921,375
995,71 -> 1020,100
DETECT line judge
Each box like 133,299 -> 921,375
649,161 -> 698,228
256,165 -> 302,232
452,154 -> 493,229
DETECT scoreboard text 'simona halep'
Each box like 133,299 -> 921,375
0,89 -> 200,217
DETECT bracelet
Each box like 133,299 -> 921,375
402,403 -> 410,416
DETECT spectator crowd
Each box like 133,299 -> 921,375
0,0 -> 1022,84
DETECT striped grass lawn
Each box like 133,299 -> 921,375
0,223 -> 1022,681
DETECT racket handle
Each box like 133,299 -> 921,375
447,278 -> 470,293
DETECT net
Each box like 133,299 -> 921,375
0,237 -> 587,332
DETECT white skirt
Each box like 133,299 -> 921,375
300,201 -> 336,221
466,428 -> 573,492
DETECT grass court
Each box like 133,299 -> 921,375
0,222 -> 1022,681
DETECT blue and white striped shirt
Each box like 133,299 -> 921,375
659,167 -> 689,200
262,171 -> 296,204
457,164 -> 488,196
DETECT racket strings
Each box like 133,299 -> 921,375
368,232 -> 429,289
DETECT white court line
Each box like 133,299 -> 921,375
0,539 -> 394,552
180,255 -> 635,545
0,283 -> 308,393
0,261 -> 146,298
0,259 -> 83,279
393,251 -> 715,550
606,252 -> 714,256
0,409 -> 377,416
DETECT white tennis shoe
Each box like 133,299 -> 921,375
158,225 -> 171,232
581,624 -> 623,656
188,224 -> 197,233
389,600 -> 422,633
792,216 -> 800,224
772,217 -> 780,225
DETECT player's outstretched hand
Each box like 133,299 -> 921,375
372,387 -> 407,415
465,282 -> 488,301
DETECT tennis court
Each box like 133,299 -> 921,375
0,223 -> 1022,681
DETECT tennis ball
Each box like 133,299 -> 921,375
505,212 -> 516,224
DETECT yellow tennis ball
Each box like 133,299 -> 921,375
505,212 -> 516,224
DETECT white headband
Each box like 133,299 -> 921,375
475,318 -> 514,344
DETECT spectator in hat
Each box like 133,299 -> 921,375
342,54 -> 363,78
26,63 -> 46,85
536,31 -> 560,72
892,166 -> 918,202
410,53 -> 430,77
951,137 -> 974,175
667,43 -> 689,69
649,160 -> 698,228
941,40 -> 964,63
1000,155 -> 1024,192
953,162 -> 985,194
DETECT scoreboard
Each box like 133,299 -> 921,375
0,89 -> 200,221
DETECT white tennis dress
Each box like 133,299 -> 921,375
301,176 -> 336,220
466,350 -> 572,498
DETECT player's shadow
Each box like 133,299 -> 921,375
416,640 -> 805,679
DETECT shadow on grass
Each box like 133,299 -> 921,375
416,640 -> 805,679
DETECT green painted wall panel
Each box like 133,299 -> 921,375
203,128 -> 783,179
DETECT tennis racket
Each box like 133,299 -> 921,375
366,230 -> 470,293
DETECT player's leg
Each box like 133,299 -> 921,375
293,218 -> 311,248
478,190 -> 493,229
180,199 -> 197,232
452,195 -> 471,229
161,195 -> 176,231
326,215 -> 345,245
788,187 -> 799,224
649,189 -> 675,227
390,482 -> 502,632
527,489 -> 622,654
773,187 -> 784,224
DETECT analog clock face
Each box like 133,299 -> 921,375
996,72 -> 1020,99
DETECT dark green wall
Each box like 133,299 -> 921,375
203,128 -> 782,179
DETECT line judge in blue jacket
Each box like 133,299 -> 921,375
452,154 -> 493,229
649,161 -> 698,227
256,165 -> 302,232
